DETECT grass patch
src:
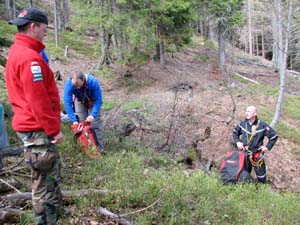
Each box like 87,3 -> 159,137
275,121 -> 300,143
122,99 -> 146,111
232,73 -> 252,84
196,54 -> 210,62
45,31 -> 99,62
258,108 -> 273,124
102,99 -> 118,111
282,95 -> 300,120
61,32 -> 100,58
94,67 -> 115,80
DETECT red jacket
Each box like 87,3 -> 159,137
5,34 -> 61,136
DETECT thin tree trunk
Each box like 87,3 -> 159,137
261,30 -> 265,58
218,22 -> 226,75
271,0 -> 293,128
159,39 -> 165,65
29,0 -> 33,7
54,0 -> 59,48
62,0 -> 70,30
247,0 -> 253,55
271,1 -> 279,70
208,16 -> 215,41
12,0 -> 15,18
256,33 -> 259,56
5,0 -> 12,19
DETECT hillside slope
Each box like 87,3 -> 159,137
46,36 -> 300,192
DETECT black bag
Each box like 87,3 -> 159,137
220,150 -> 252,184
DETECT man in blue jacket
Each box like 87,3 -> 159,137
63,71 -> 106,153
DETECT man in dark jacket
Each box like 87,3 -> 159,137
5,8 -> 64,224
233,106 -> 278,183
63,71 -> 106,153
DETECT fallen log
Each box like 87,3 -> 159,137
233,72 -> 259,84
0,146 -> 23,157
0,207 -> 24,223
5,189 -> 109,206
287,69 -> 300,76
98,207 -> 133,225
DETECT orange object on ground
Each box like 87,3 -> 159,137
71,122 -> 101,159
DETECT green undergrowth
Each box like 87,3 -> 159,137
54,136 -> 300,225
16,125 -> 299,224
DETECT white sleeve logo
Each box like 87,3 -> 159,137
31,65 -> 41,74
31,65 -> 43,82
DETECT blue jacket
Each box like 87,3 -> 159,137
40,49 -> 49,64
63,74 -> 103,123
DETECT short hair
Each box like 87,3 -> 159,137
17,21 -> 42,32
72,71 -> 84,81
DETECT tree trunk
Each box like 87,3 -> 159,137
261,30 -> 265,58
62,0 -> 70,30
218,22 -> 226,75
247,0 -> 253,55
12,0 -> 16,18
256,33 -> 259,56
54,0 -> 59,48
271,1 -> 278,70
271,0 -> 293,128
29,0 -> 33,7
159,39 -> 165,65
5,0 -> 12,19
208,16 -> 215,41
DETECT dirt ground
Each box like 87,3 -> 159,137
49,40 -> 300,193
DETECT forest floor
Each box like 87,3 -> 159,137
48,36 -> 300,193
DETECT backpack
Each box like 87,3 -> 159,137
71,122 -> 101,159
219,150 -> 252,184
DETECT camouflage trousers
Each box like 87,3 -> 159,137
17,131 -> 62,225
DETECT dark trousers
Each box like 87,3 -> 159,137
245,155 -> 267,183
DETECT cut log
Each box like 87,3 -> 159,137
98,207 -> 133,225
5,189 -> 109,206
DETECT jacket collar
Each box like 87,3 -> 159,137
14,33 -> 45,53
246,116 -> 258,126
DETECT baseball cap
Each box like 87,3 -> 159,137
9,8 -> 48,26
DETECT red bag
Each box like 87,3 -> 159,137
71,122 -> 101,159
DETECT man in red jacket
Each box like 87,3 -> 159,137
5,8 -> 64,225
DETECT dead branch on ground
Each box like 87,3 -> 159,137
233,72 -> 259,84
5,189 -> 109,206
98,207 -> 134,225
0,178 -> 22,193
120,196 -> 161,217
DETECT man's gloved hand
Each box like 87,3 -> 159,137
236,142 -> 245,150
86,115 -> 94,123
259,146 -> 268,152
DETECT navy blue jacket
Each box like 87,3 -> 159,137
63,74 -> 103,123
233,117 -> 278,153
